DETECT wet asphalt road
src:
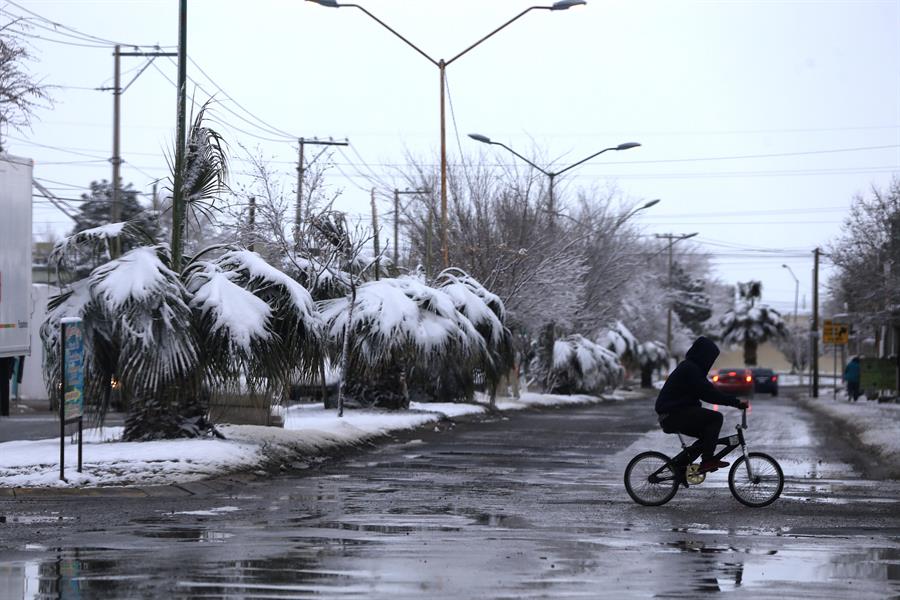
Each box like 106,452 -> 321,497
0,392 -> 898,599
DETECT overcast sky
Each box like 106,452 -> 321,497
5,0 -> 899,316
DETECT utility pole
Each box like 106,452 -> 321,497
102,46 -> 175,257
294,137 -> 348,251
812,247 -> 820,398
171,0 -> 189,269
111,45 -> 122,257
370,188 -> 380,280
655,232 -> 698,355
247,196 -> 256,252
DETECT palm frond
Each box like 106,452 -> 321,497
89,245 -> 199,397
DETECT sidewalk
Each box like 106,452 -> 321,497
0,389 -> 652,491
796,391 -> 900,479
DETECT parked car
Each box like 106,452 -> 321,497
710,368 -> 755,397
751,367 -> 779,396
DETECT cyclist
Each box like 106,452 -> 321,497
655,336 -> 749,473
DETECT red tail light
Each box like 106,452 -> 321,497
728,371 -> 737,377
771,376 -> 777,381
745,375 -> 752,383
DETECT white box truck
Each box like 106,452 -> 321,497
0,153 -> 33,414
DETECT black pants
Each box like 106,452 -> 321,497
662,406 -> 723,462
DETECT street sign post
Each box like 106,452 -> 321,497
60,317 -> 84,481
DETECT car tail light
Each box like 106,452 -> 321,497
728,371 -> 737,377
712,375 -> 719,382
745,375 -> 752,383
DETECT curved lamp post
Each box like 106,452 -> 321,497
782,263 -> 799,324
614,198 -> 660,229
307,0 -> 586,268
468,133 -> 640,224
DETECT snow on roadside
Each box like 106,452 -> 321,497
797,393 -> 900,474
0,391 -> 642,489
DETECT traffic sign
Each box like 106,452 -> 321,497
822,320 -> 849,345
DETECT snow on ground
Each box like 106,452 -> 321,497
796,392 -> 900,472
0,390 -> 636,489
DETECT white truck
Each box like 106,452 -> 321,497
0,153 -> 33,412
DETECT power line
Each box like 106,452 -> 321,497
3,1 -> 174,48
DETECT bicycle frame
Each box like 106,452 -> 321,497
649,410 -> 752,484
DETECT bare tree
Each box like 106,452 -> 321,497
0,19 -> 52,149
827,178 -> 900,353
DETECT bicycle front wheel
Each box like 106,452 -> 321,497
624,451 -> 679,506
728,452 -> 784,507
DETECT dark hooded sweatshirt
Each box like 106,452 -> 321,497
655,336 -> 741,417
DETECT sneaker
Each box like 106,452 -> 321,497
698,459 -> 730,473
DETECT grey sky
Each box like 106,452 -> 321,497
7,0 -> 900,315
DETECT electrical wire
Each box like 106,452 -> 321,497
3,1 -> 174,48
150,61 -> 296,144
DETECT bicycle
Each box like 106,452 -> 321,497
624,409 -> 783,508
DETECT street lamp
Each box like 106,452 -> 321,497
307,0 -> 586,269
468,133 -> 640,223
781,264 -> 799,324
655,232 -> 698,354
613,198 -> 660,229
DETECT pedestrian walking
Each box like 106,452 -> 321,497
843,355 -> 861,401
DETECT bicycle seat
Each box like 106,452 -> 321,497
659,419 -> 679,434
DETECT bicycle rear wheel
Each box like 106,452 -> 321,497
728,452 -> 784,507
624,451 -> 679,506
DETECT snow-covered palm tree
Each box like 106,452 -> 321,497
318,269 -> 511,408
634,341 -> 669,388
719,281 -> 787,366
41,106 -> 323,440
549,334 -> 623,394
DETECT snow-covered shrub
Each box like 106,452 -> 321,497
600,321 -> 640,361
319,269 -> 511,406
548,334 -> 623,394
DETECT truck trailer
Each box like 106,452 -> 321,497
0,153 -> 34,414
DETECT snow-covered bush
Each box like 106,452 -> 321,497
319,269 -> 511,406
548,334 -> 623,394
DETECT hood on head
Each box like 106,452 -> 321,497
685,336 -> 719,373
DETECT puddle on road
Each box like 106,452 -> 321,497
0,514 -> 74,524
135,528 -> 234,543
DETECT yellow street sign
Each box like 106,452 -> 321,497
823,319 -> 849,344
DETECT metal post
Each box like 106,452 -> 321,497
111,45 -> 122,258
171,0 -> 188,268
295,138 -> 305,250
393,189 -> 400,266
812,247 -> 820,398
439,61 -> 449,269
59,321 -> 67,482
77,417 -> 83,473
426,204 -> 433,278
667,239 -> 674,354
548,173 -> 556,228
371,188 -> 380,280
